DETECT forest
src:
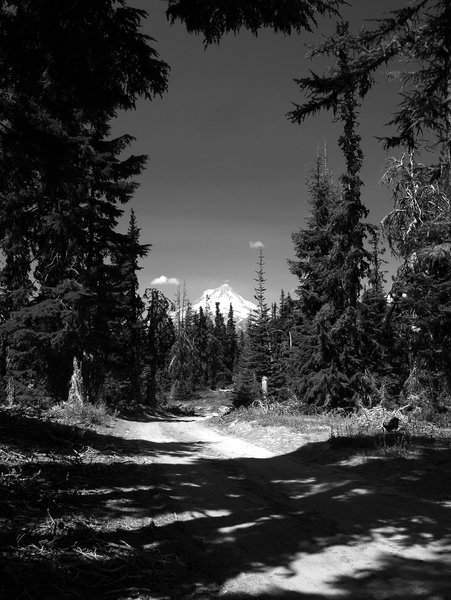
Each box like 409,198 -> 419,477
0,0 -> 449,421
0,1 -> 450,597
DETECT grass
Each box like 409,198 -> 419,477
47,398 -> 115,428
211,398 -> 332,433
211,397 -> 451,458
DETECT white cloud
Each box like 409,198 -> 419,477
249,240 -> 264,249
151,275 -> 180,285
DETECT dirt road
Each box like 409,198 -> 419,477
112,413 -> 451,599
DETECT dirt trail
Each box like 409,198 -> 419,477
114,413 -> 451,599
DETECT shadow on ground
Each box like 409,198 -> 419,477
1,409 -> 450,599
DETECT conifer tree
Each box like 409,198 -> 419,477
268,290 -> 296,395
143,288 -> 175,408
289,24 -> 371,407
0,1 -> 169,405
108,209 -> 151,404
192,306 -> 210,389
194,299 -> 218,390
289,149 -> 339,405
232,339 -> 261,408
347,1 -> 451,401
289,148 -> 336,320
382,156 -> 451,403
166,0 -> 345,45
225,304 -> 238,376
211,301 -> 227,387
248,248 -> 272,383
232,250 -> 274,406
170,287 -> 197,400
357,230 -> 402,404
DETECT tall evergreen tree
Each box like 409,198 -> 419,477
248,248 -> 272,383
192,306 -> 210,389
142,288 -> 175,408
382,155 -> 451,403
108,209 -> 151,404
211,301 -> 227,387
348,1 -> 451,402
289,149 -> 340,406
232,249 -> 273,406
169,286 -> 197,400
269,290 -> 296,395
357,229 -> 402,404
289,23 -> 371,407
289,147 -> 336,320
225,304 -> 238,376
0,1 -> 169,405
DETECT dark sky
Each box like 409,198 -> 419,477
115,0 -> 406,304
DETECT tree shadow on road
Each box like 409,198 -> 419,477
1,409 -> 450,599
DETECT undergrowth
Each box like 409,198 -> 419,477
47,398 -> 115,428
211,396 -> 451,457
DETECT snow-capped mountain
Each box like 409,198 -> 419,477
192,283 -> 256,326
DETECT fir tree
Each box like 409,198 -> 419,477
232,250 -> 274,406
352,1 -> 451,402
269,290 -> 296,395
248,248 -> 272,383
383,156 -> 451,404
211,302 -> 227,387
289,24 -> 371,407
288,149 -> 339,406
193,306 -> 210,389
232,338 -> 260,408
170,286 -> 197,400
357,229 -> 401,404
289,147 -> 336,320
225,304 -> 238,376
108,209 -> 151,404
0,1 -> 169,405
142,288 -> 175,408
166,0 -> 345,45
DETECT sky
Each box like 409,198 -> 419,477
114,0 -> 407,305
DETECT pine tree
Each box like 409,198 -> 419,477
289,147 -> 336,320
170,286 -> 197,401
288,149 -> 339,406
232,338 -> 260,408
289,22 -> 370,309
357,229 -> 402,405
382,156 -> 451,405
193,306 -> 210,389
289,24 -> 372,408
166,0 -> 345,45
211,302 -> 227,387
0,1 -> 169,405
225,304 -> 238,376
232,250 -> 274,406
142,288 -> 175,408
248,248 -> 272,383
268,290 -> 296,396
350,1 -> 451,402
108,210 -> 151,405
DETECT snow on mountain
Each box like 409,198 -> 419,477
192,283 -> 256,326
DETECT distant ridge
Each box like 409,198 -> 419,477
192,283 -> 256,327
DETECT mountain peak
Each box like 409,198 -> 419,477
193,283 -> 256,326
